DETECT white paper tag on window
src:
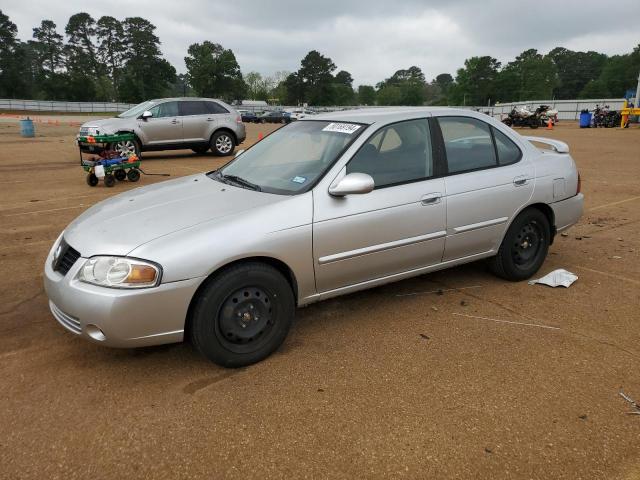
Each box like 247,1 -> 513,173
94,165 -> 105,178
322,122 -> 361,134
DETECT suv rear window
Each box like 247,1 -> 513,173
205,101 -> 229,114
180,101 -> 208,116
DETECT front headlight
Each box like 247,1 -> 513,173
77,256 -> 161,289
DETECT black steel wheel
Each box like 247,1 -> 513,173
489,208 -> 550,281
190,262 -> 295,367
103,174 -> 116,188
86,173 -> 99,187
114,169 -> 127,181
127,169 -> 140,182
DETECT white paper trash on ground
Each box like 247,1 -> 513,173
528,269 -> 578,288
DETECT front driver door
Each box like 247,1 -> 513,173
141,101 -> 182,146
313,118 -> 447,294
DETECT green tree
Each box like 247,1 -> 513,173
357,85 -> 376,105
118,17 -> 175,102
0,10 -> 33,97
450,56 -> 500,105
244,71 -> 269,100
297,50 -> 337,105
184,41 -> 245,101
591,45 -> 640,97
65,13 -> 100,101
377,66 -> 426,105
548,47 -> 606,99
96,16 -> 125,100
32,20 -> 65,72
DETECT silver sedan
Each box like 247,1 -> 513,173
45,108 -> 583,367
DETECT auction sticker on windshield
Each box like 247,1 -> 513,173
322,123 -> 361,134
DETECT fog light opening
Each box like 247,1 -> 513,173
86,324 -> 106,342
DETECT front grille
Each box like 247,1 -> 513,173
53,239 -> 81,276
50,301 -> 81,335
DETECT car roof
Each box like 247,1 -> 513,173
301,107 -> 486,125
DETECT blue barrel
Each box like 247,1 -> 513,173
20,118 -> 35,137
579,112 -> 592,128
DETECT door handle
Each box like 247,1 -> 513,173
206,118 -> 215,122
513,176 -> 528,186
421,193 -> 442,205
171,119 -> 179,124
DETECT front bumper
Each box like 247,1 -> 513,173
551,193 -> 584,232
43,243 -> 203,348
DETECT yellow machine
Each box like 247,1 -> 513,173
620,99 -> 640,127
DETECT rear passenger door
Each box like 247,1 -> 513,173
179,101 -> 212,143
436,116 -> 534,261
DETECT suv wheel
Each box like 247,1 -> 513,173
211,131 -> 235,157
111,137 -> 140,158
190,263 -> 295,367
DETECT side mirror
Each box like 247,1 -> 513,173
329,172 -> 374,197
140,110 -> 152,120
235,149 -> 245,158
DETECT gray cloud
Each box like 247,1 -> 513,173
4,0 -> 639,85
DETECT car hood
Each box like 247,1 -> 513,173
64,174 -> 284,258
80,117 -> 127,132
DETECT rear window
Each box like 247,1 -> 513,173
438,116 -> 497,174
205,101 -> 229,114
180,101 -> 208,116
492,127 -> 522,165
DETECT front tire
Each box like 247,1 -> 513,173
110,137 -> 141,158
210,131 -> 235,157
489,208 -> 550,281
190,263 -> 295,367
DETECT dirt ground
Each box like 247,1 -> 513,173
1,117 -> 639,479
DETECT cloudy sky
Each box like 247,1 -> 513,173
4,0 -> 639,85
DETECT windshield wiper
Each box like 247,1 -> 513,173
217,172 -> 261,191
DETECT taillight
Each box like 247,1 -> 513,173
576,173 -> 581,194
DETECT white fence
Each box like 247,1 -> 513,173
0,97 -> 631,120
0,99 -> 136,113
475,98 -> 629,121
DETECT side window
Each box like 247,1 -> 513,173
346,119 -> 432,188
438,116 -> 497,174
204,101 -> 229,114
154,101 -> 178,118
180,101 -> 207,116
492,127 -> 521,165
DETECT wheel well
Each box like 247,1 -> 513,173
525,203 -> 556,244
114,131 -> 141,146
211,128 -> 237,145
183,257 -> 299,341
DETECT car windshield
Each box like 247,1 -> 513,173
211,120 -> 365,194
118,100 -> 156,118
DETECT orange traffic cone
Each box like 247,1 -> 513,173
258,132 -> 263,140
546,118 -> 553,130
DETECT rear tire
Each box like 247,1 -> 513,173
190,263 -> 295,367
489,208 -> 550,281
127,169 -> 140,182
210,131 -> 235,157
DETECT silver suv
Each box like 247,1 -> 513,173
77,98 -> 246,157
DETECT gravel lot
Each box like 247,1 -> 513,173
1,118 -> 639,479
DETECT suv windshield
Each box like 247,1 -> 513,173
211,120 -> 364,194
118,100 -> 156,118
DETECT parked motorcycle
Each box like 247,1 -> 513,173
502,105 -> 541,128
593,105 -> 621,128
